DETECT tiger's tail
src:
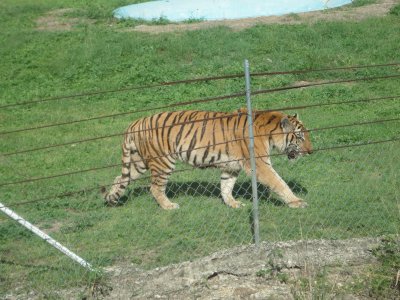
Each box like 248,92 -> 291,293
101,138 -> 132,206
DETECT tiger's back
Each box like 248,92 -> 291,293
128,110 -> 249,169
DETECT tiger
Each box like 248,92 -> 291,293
101,109 -> 312,209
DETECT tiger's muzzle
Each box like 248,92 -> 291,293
286,144 -> 300,160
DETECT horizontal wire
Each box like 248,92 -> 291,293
257,95 -> 400,114
251,62 -> 400,78
1,117 -> 399,188
1,73 -> 399,137
1,94 -> 399,157
5,137 -> 399,208
1,62 -> 398,110
252,74 -> 400,96
0,91 -> 245,136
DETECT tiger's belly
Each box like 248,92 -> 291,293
177,148 -> 242,172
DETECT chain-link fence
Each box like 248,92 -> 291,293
1,61 -> 399,298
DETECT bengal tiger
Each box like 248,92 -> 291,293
101,109 -> 312,209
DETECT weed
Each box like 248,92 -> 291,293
256,268 -> 272,278
389,4 -> 400,16
292,268 -> 342,299
368,237 -> 400,298
350,0 -> 378,7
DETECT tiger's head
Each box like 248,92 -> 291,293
251,110 -> 312,160
277,113 -> 313,160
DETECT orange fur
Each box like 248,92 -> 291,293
102,109 -> 312,209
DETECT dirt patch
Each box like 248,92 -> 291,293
55,237 -> 381,299
36,8 -> 93,31
131,0 -> 399,34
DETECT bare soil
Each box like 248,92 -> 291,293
66,238 -> 381,299
36,8 -> 93,31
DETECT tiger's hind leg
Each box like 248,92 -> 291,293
102,147 -> 147,206
220,171 -> 244,208
149,158 -> 179,210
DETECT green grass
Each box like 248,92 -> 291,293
368,237 -> 400,298
0,0 -> 399,297
350,0 -> 378,7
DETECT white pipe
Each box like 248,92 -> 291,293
0,202 -> 95,272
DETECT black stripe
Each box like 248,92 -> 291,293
267,115 -> 277,125
186,129 -> 198,160
209,156 -> 215,164
242,115 -> 248,138
150,163 -> 169,174
165,155 -> 175,166
175,124 -> 185,145
200,113 -> 209,141
219,116 -> 225,137
161,112 -> 174,145
148,115 -> 154,130
166,113 -> 179,151
192,155 -> 198,166
154,114 -> 166,152
184,121 -> 196,139
147,139 -> 163,157
202,142 -> 210,163
177,144 -> 184,159
133,163 -> 147,174
212,117 -> 217,150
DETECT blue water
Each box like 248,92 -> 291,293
114,0 -> 352,22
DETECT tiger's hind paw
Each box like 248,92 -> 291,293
105,199 -> 120,207
287,200 -> 308,208
160,202 -> 180,210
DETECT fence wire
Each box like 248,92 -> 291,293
1,61 -> 398,109
2,73 -> 400,137
1,62 -> 399,299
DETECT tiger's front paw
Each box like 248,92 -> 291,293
160,202 -> 180,210
227,199 -> 245,209
104,198 -> 120,207
288,199 -> 308,208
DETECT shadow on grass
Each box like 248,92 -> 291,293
0,258 -> 61,271
119,180 -> 307,207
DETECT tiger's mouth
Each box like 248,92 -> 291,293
286,145 -> 300,160
287,150 -> 298,160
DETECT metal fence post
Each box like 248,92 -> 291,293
0,202 -> 96,272
244,59 -> 260,247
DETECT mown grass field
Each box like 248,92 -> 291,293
0,0 -> 399,297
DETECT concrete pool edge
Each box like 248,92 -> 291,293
120,0 -> 397,34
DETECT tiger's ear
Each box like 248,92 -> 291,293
280,117 -> 291,130
290,113 -> 299,119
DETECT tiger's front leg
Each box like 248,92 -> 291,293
255,163 -> 307,208
220,171 -> 244,208
149,159 -> 179,210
